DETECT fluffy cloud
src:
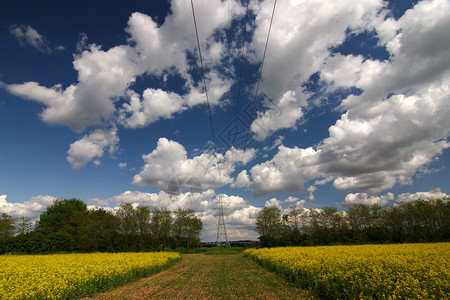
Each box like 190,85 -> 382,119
119,89 -> 186,128
336,0 -> 450,116
249,0 -> 450,196
396,188 -> 448,203
10,24 -> 51,54
265,197 -> 282,208
230,170 -> 250,188
6,42 -> 140,132
90,189 -> 214,212
3,0 -> 449,201
4,0 -> 244,134
326,78 -> 449,193
343,192 -> 394,207
251,91 -> 305,141
0,195 -> 56,219
250,146 -> 320,197
249,0 -> 384,98
265,196 -> 306,215
67,127 -> 119,170
249,0 -> 450,136
344,188 -> 448,207
250,78 -> 450,196
133,138 -> 256,191
247,0 -> 386,139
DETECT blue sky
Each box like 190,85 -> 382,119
1,0 -> 449,241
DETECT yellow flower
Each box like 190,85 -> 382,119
245,243 -> 450,299
0,251 -> 180,299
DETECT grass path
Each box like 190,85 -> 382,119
83,254 -> 316,299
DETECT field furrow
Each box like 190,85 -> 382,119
84,254 -> 315,299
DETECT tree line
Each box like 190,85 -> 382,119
0,198 -> 203,254
256,198 -> 450,247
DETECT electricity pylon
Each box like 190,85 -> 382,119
216,194 -> 230,247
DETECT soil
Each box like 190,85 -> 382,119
82,254 -> 316,299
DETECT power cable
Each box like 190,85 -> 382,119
229,0 -> 250,184
234,0 -> 250,122
234,0 -> 277,193
191,0 -> 230,247
247,0 -> 277,145
190,0 -> 225,193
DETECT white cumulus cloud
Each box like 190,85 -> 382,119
67,127 -> 119,170
396,188 -> 448,203
343,192 -> 394,207
248,0 -> 450,196
133,138 -> 256,192
0,195 -> 56,219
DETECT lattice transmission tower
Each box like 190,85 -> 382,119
216,194 -> 229,247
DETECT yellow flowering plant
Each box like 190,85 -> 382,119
0,251 -> 180,299
245,243 -> 449,299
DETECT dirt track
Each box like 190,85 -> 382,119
83,254 -> 316,299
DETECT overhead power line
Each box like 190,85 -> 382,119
234,0 -> 277,195
234,0 -> 250,122
190,0 -> 224,190
190,0 -> 229,247
245,0 -> 277,150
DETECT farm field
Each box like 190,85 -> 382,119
245,243 -> 450,299
2,244 -> 449,299
0,252 -> 180,299
84,253 -> 315,299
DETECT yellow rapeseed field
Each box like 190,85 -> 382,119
245,243 -> 450,299
0,251 -> 180,299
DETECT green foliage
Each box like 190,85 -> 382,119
172,208 -> 203,248
175,246 -> 245,255
150,208 -> 172,248
4,199 -> 204,254
256,198 -> 450,247
255,206 -> 283,239
15,216 -> 33,235
37,198 -> 87,234
0,211 -> 15,253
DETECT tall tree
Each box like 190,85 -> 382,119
172,208 -> 202,248
37,198 -> 87,234
150,208 -> 172,248
0,212 -> 15,253
135,206 -> 151,250
255,206 -> 283,245
116,203 -> 138,236
116,203 -> 139,251
286,206 -> 303,232
135,206 -> 151,235
77,208 -> 119,252
16,216 -> 33,235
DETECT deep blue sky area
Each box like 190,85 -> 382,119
1,0 -> 449,241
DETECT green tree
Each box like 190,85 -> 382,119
16,216 -> 33,235
172,208 -> 202,248
37,198 -> 87,234
0,212 -> 15,253
116,203 -> 139,251
33,198 -> 88,252
286,206 -> 303,232
255,206 -> 283,246
116,203 -> 138,235
136,206 -> 151,234
150,208 -> 173,248
135,206 -> 151,250
76,208 -> 119,252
